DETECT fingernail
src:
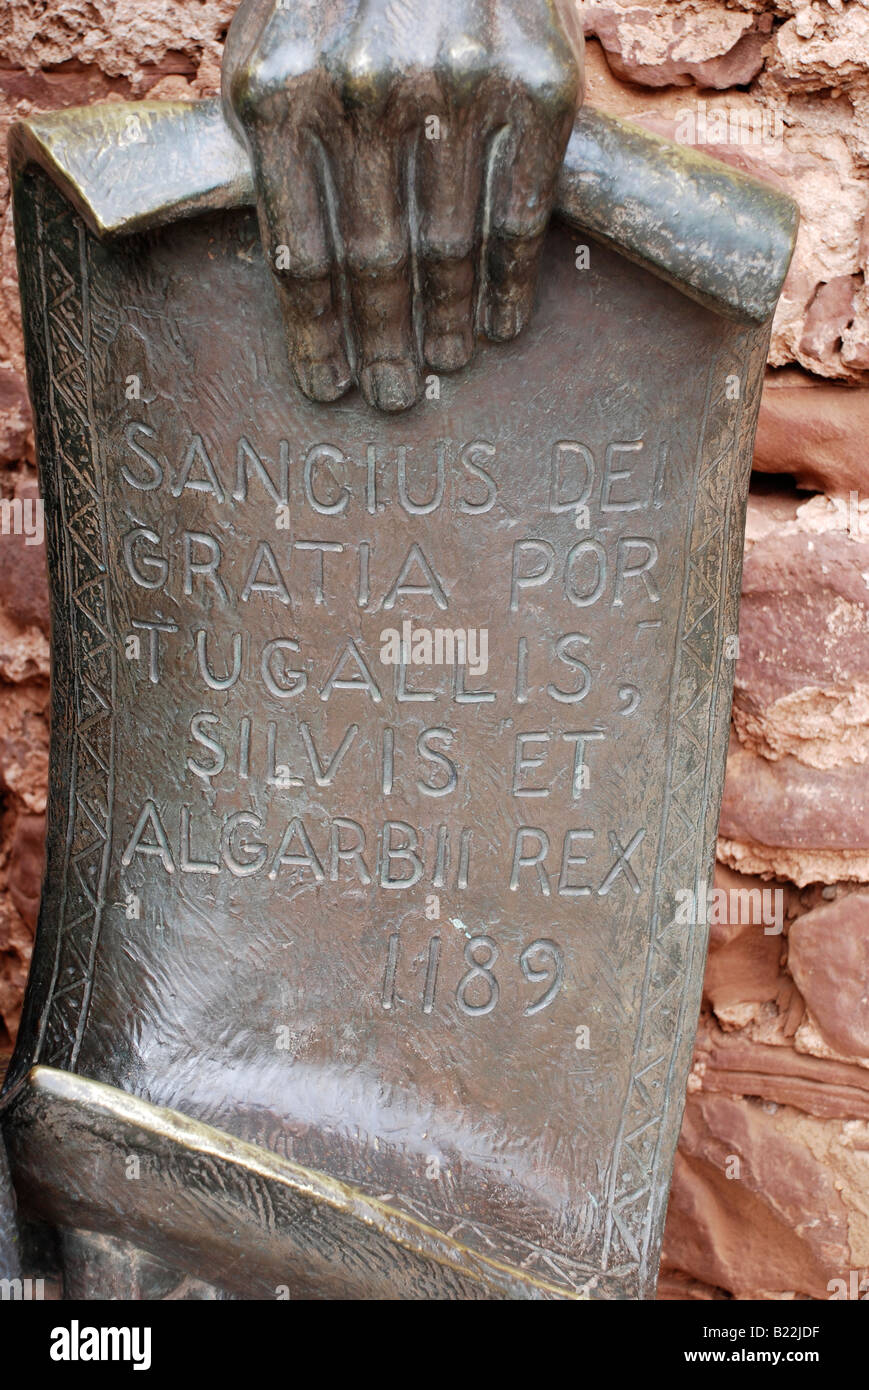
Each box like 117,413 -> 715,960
360,361 -> 420,413
295,358 -> 352,403
424,328 -> 474,373
486,298 -> 525,342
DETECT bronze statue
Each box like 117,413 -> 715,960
0,0 -> 796,1299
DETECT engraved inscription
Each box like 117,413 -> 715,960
23,193 -> 761,1297
116,428 -> 661,910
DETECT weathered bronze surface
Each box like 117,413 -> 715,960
0,9 -> 796,1299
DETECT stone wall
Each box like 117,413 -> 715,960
0,0 -> 867,1300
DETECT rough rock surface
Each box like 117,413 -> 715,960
787,893 -> 869,1060
662,1091 -> 868,1301
0,1 -> 235,94
0,0 -> 867,1303
754,368 -> 869,496
0,465 -> 46,1045
734,494 -> 869,768
581,2 -> 773,89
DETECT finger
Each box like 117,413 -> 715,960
485,224 -> 545,343
483,108 -> 566,343
333,129 -> 419,413
250,129 -> 352,402
417,116 -> 485,373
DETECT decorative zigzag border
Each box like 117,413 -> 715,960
602,325 -> 770,1297
31,183 -> 117,1074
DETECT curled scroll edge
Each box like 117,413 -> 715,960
9,98 -> 798,327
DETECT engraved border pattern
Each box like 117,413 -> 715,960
33,188 -> 117,1072
601,325 -> 768,1297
